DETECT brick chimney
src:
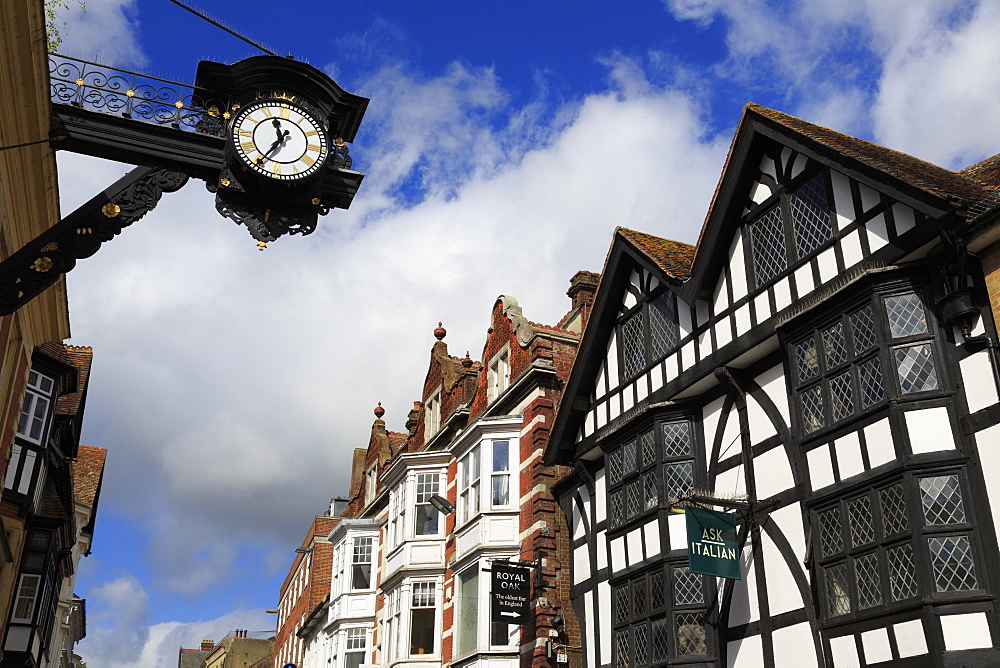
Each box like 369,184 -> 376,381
567,270 -> 600,331
201,640 -> 215,652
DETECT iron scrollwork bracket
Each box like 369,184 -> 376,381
0,164 -> 189,315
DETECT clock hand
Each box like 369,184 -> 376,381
256,129 -> 291,165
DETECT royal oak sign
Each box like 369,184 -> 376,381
491,563 -> 531,624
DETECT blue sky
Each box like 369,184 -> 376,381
49,1 -> 1000,665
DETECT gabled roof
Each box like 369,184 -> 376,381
72,445 -> 106,509
545,102 -> 997,466
617,228 -> 695,280
37,343 -> 93,416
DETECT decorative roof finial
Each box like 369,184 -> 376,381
434,322 -> 446,340
374,401 -> 385,419
462,351 -> 473,368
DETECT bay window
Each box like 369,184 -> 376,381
455,562 -> 516,658
409,582 -> 438,655
414,472 -> 440,536
457,439 -> 516,525
17,370 -> 55,444
343,628 -> 367,668
351,537 -> 373,590
491,441 -> 511,507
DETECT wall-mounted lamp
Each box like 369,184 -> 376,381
429,494 -> 456,515
295,547 -> 312,554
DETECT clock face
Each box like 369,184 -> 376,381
230,99 -> 329,181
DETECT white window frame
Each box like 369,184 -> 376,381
455,559 -> 518,657
350,536 -> 374,591
11,573 -> 41,623
365,465 -> 377,504
413,472 -> 441,537
17,370 -> 55,445
487,346 -> 511,402
424,388 -> 441,443
341,627 -> 368,668
407,580 -> 440,657
457,438 -> 516,527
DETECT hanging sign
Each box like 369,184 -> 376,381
491,563 -> 531,624
685,506 -> 741,580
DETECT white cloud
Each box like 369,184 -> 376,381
57,0 -> 146,66
663,0 -> 1000,168
78,579 -> 271,668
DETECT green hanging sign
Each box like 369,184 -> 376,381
685,506 -> 741,580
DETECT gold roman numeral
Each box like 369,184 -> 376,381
279,106 -> 290,119
237,129 -> 252,137
240,141 -> 256,153
306,144 -> 321,153
271,162 -> 281,175
304,130 -> 318,137
301,155 -> 315,168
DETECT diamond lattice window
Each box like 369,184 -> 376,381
750,206 -> 787,286
618,290 -> 679,384
894,344 -> 938,394
789,172 -> 832,259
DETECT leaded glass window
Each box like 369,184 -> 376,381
815,472 -> 981,622
606,419 -> 697,531
749,206 -> 787,286
618,290 -> 680,383
790,290 -> 940,437
612,563 -> 711,664
789,172 -> 833,258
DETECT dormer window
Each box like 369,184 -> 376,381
17,370 -> 56,445
619,291 -> 679,382
747,170 -> 832,288
424,389 -> 441,443
487,347 -> 510,402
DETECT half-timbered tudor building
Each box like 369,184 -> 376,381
288,274 -> 596,668
544,103 -> 1000,668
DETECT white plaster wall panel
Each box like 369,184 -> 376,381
681,341 -> 696,372
863,417 -> 895,469
598,582 -> 612,666
757,363 -> 790,427
892,203 -> 916,235
583,414 -> 593,439
572,499 -> 585,540
716,315 -> 733,349
622,384 -> 635,413
410,543 -> 443,564
649,274 -> 659,291
861,628 -> 891,664
734,303 -> 751,337
858,183 -> 880,212
830,170 -> 855,232
866,213 -> 889,251
905,407 -> 955,454
573,545 -> 590,584
651,361 -> 665,392
940,612 -> 992,651
773,277 -> 792,312
791,152 -> 808,179
961,350 -> 999,413
642,520 -> 661,559
596,362 -> 608,398
975,423 -> 1000,556
829,635 -> 860,668
780,147 -> 792,171
771,502 -> 807,568
816,246 -> 838,284
609,392 -> 621,422
760,153 -> 777,181
840,229 -> 864,269
580,488 -> 592,528
772,623 -> 815,667
636,373 -> 649,403
626,528 -> 642,564
609,536 -> 626,574
702,396 -> 725,468
794,262 -> 815,299
836,431 -> 865,480
747,393 -> 776,445
713,273 -> 729,316
595,402 -> 607,431
595,470 -> 607,524
727,545 -> 759,626
668,513 -> 686,551
698,329 -> 712,360
583,591 -> 596,668
721,404 -> 742,462
753,446 -> 794,499
665,353 -> 678,383
893,619 -> 928,658
678,301 -> 692,338
596,529 -> 608,571
753,291 -> 771,326
606,332 -> 619,394
696,300 -> 710,327
623,289 -> 637,311
457,522 -> 480,557
730,235 -> 748,302
726,635 -> 762,668
808,445 -> 835,490
487,516 -> 517,543
715,464 -> 747,499
761,528 -> 802,615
